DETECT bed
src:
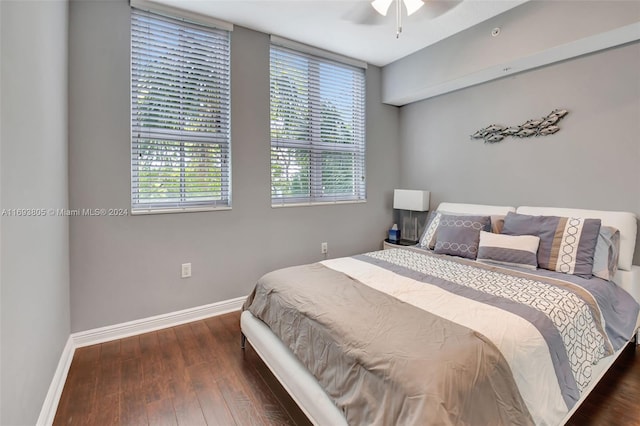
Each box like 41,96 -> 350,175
241,203 -> 640,426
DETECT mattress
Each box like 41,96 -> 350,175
243,248 -> 640,426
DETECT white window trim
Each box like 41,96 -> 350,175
270,35 -> 367,70
131,206 -> 232,216
130,0 -> 234,31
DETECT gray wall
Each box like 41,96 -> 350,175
400,41 -> 640,263
68,0 -> 400,332
0,1 -> 71,424
383,0 -> 640,105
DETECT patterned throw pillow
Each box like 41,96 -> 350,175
477,231 -> 540,270
419,211 -> 495,250
501,212 -> 601,278
591,226 -> 620,281
433,215 -> 491,259
418,210 -> 442,250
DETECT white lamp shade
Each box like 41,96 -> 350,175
393,189 -> 430,211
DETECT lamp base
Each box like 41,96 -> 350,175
401,212 -> 419,242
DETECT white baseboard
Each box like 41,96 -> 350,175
38,296 -> 244,425
36,336 -> 74,426
72,296 -> 245,348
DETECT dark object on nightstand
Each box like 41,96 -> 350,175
384,238 -> 418,246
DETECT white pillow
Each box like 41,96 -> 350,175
476,231 -> 540,270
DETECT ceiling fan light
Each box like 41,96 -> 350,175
371,0 -> 394,16
403,0 -> 424,16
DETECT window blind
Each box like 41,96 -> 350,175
131,9 -> 231,213
270,44 -> 366,206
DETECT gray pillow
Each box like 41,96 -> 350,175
419,210 -> 493,250
591,226 -> 620,281
433,214 -> 491,259
501,212 -> 601,278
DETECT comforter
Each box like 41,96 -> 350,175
244,248 -> 639,425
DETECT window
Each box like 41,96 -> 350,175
270,42 -> 366,206
131,9 -> 231,213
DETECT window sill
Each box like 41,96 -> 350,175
271,200 -> 366,208
131,206 -> 232,216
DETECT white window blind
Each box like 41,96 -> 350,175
131,9 -> 231,213
270,44 -> 366,206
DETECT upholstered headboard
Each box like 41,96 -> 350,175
436,202 -> 516,216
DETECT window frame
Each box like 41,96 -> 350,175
270,40 -> 367,207
130,7 -> 232,215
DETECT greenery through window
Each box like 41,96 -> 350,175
270,44 -> 366,205
131,9 -> 231,212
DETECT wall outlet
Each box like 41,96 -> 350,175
181,263 -> 192,278
321,242 -> 328,254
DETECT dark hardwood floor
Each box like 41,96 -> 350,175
54,311 -> 640,425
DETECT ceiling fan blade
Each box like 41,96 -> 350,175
372,0 -> 394,16
343,0 -> 461,26
403,0 -> 424,16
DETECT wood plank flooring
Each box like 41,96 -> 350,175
54,311 -> 640,425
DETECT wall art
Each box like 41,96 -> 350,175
470,109 -> 568,144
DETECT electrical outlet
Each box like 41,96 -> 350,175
321,242 -> 328,254
181,263 -> 192,278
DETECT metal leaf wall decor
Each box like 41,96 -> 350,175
470,109 -> 569,144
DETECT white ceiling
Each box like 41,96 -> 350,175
148,0 -> 529,67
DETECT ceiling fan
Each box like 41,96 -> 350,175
344,0 -> 461,38
372,0 -> 425,17
373,0 -> 423,38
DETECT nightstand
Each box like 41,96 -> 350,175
383,238 -> 418,250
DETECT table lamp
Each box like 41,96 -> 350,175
393,189 -> 430,242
